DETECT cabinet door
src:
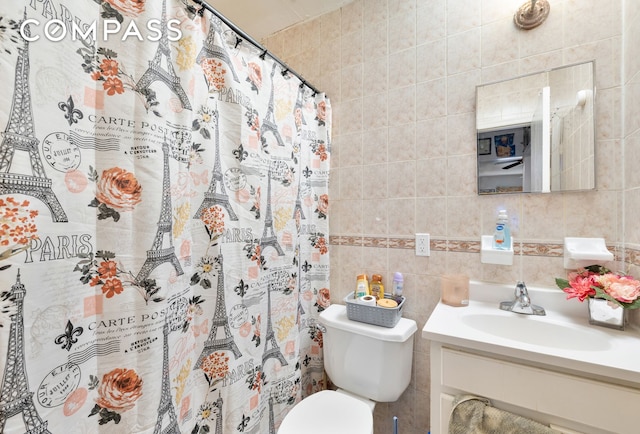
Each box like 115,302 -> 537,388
441,348 -> 640,434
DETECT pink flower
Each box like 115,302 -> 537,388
600,275 -> 640,303
557,265 -> 640,308
562,271 -> 596,301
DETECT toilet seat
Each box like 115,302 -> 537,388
278,390 -> 373,434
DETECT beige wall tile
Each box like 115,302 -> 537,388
389,13 -> 416,54
362,127 -> 389,165
389,48 -> 417,89
481,17 -> 519,67
364,0 -> 388,25
447,28 -> 482,75
447,0 -> 481,36
416,117 -> 448,158
416,158 -> 447,197
416,78 -> 447,120
387,161 -> 416,198
417,39 -> 446,83
363,19 -> 388,60
363,57 -> 389,96
388,123 -> 416,162
388,85 -> 416,125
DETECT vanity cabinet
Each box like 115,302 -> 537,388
430,343 -> 640,434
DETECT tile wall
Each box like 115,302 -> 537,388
262,0 -> 638,433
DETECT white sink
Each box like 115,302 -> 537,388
422,280 -> 640,385
461,313 -> 611,351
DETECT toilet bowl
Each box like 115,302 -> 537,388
277,304 -> 417,433
277,390 -> 373,434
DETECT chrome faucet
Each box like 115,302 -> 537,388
499,281 -> 546,315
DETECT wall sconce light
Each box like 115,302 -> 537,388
514,0 -> 550,30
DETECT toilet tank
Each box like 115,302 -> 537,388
318,304 -> 418,402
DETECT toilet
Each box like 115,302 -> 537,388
278,303 -> 418,434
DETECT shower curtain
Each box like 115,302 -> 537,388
0,1 -> 331,433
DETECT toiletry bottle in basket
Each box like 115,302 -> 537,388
355,274 -> 369,299
369,274 -> 385,300
392,272 -> 403,303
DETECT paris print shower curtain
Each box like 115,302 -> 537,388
0,0 -> 331,432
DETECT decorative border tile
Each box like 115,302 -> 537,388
329,236 -> 640,267
520,242 -> 563,257
627,248 -> 640,267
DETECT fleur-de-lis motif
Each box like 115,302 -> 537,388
54,320 -> 83,351
302,261 -> 312,272
234,279 -> 248,297
303,166 -> 313,178
233,143 -> 248,162
237,413 -> 250,432
58,96 -> 84,126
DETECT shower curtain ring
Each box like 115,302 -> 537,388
281,68 -> 289,77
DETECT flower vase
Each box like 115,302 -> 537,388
587,298 -> 627,330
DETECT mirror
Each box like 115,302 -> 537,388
476,61 -> 595,194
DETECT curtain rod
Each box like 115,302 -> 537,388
191,0 -> 320,95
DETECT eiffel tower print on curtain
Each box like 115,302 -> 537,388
294,85 -> 307,127
153,319 -> 180,434
260,168 -> 284,256
262,281 -> 287,367
193,109 -> 238,221
292,161 -> 305,221
136,0 -> 192,110
0,13 -> 67,222
0,271 -> 52,434
260,63 -> 285,147
211,393 -> 224,434
197,16 -> 240,84
136,138 -> 184,283
195,253 -> 242,368
267,395 -> 277,434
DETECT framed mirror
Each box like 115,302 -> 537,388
476,61 -> 595,194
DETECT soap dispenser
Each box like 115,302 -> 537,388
493,210 -> 511,250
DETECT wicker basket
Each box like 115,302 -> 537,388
344,292 -> 406,328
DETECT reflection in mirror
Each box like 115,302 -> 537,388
476,61 -> 595,195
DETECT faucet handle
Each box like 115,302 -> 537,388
515,281 -> 531,307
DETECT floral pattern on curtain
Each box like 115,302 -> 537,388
0,1 -> 331,433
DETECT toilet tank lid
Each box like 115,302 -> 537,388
319,304 -> 417,342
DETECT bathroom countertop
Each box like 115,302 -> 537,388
422,281 -> 640,387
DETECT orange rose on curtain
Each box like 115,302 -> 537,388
315,100 -> 326,126
89,167 -> 143,222
315,287 -> 330,312
89,368 -> 143,425
246,62 -> 262,93
315,194 -> 328,219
